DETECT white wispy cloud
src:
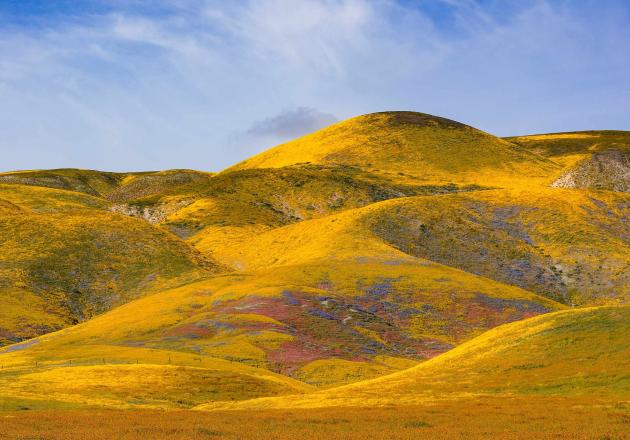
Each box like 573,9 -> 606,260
0,0 -> 628,171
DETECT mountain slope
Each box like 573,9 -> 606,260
106,165 -> 484,254
0,261 -> 560,397
106,169 -> 214,203
226,112 -> 559,187
506,130 -> 630,161
209,188 -> 630,305
0,183 -> 222,346
507,130 -> 630,192
0,169 -> 125,197
0,182 -> 565,393
369,188 -> 630,305
199,305 -> 630,410
1,110 -> 628,415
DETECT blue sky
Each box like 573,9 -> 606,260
0,0 -> 628,172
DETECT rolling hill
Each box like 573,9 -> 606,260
0,168 -> 214,201
206,187 -> 630,305
111,165 -> 485,245
0,183 -> 222,346
226,112 -> 560,187
0,111 -> 629,436
199,305 -> 630,410
0,254 -> 561,400
0,168 -> 125,197
507,130 -> 630,192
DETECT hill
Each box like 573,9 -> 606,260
0,253 -> 562,399
506,130 -> 630,161
226,112 -> 559,187
0,183 -> 222,346
0,168 -> 214,201
0,181 -> 567,397
0,352 -> 312,409
0,168 -> 125,197
2,307 -> 628,439
199,305 -> 630,410
106,169 -> 214,203
368,188 -> 630,305
0,110 -> 629,421
507,130 -> 630,192
124,165 -> 485,252
208,188 -> 630,306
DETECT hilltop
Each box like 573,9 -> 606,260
0,168 -> 214,200
226,112 -> 559,187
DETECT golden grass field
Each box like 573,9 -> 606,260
1,112 -> 629,438
2,396 -> 629,440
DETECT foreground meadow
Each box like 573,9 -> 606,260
1,396 -> 628,440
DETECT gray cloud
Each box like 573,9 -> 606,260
247,107 -> 338,139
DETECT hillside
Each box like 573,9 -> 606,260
111,165 -> 484,244
0,168 -> 125,197
0,252 -> 562,401
199,305 -> 630,410
507,130 -> 630,192
0,183 -> 222,346
0,111 -> 629,421
226,112 -> 559,187
0,347 -> 312,409
369,188 -> 630,305
0,168 -> 214,200
506,130 -> 630,161
208,188 -> 630,305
